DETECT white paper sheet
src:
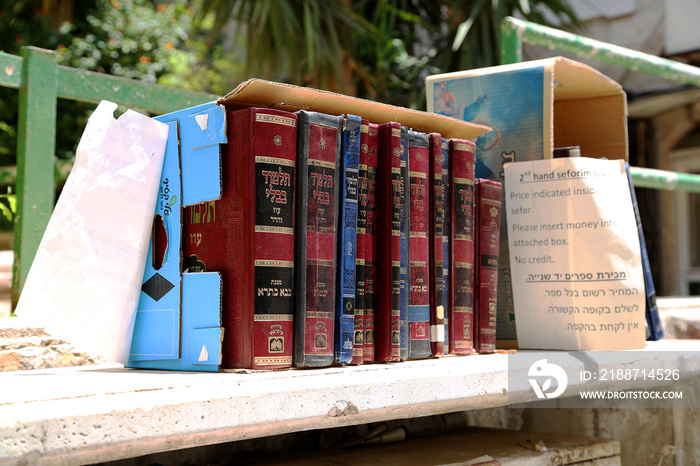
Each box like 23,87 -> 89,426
504,157 -> 646,350
16,101 -> 168,364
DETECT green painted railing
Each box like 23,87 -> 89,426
1,46 -> 217,306
500,16 -> 700,193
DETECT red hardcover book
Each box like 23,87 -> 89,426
407,130 -> 431,359
428,133 -> 445,356
364,122 -> 379,362
352,120 -> 368,365
375,121 -> 402,362
183,107 -> 297,370
449,138 -> 476,355
474,178 -> 502,354
354,120 -> 379,364
293,110 -> 343,368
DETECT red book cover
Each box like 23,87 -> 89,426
364,122 -> 379,362
474,178 -> 502,354
293,110 -> 343,368
428,133 -> 445,356
375,121 -> 402,362
407,130 -> 431,359
183,107 -> 297,370
449,138 -> 476,355
354,120 -> 379,364
352,120 -> 368,365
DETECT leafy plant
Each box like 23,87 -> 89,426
0,187 -> 16,223
198,0 -> 582,109
0,0 -> 235,217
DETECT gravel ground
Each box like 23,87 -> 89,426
0,251 -> 108,372
0,324 -> 107,371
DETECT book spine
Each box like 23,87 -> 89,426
183,107 -> 297,370
353,120 -> 368,365
474,178 -> 502,354
363,122 -> 379,363
375,122 -> 402,362
399,126 -> 410,361
625,163 -> 663,340
294,110 -> 343,368
406,130 -> 431,360
429,133 -> 445,357
441,137 -> 450,355
449,139 -> 476,355
334,115 -> 361,364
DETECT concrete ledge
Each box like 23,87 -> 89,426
0,354 -> 509,465
2,296 -> 700,464
3,339 -> 700,465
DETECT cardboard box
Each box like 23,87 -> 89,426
426,57 -> 628,348
128,80 -> 489,372
128,102 -> 226,371
218,78 -> 489,141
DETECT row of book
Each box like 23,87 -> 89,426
183,107 -> 502,370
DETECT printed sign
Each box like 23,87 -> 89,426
504,157 -> 645,350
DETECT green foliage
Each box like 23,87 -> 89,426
199,0 -> 582,110
353,0 -> 582,109
57,1 -> 209,83
0,187 -> 16,223
200,0 -> 375,90
0,0 -> 236,231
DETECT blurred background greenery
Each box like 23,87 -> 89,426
0,0 -> 579,231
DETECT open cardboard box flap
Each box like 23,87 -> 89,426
219,78 -> 490,141
549,57 -> 628,160
426,56 -> 628,161
425,56 -> 629,349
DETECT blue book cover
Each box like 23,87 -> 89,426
441,137 -> 450,354
334,115 -> 362,363
625,163 -> 664,340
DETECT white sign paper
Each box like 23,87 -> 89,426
504,157 -> 646,351
16,101 -> 168,364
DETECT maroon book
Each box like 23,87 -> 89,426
428,133 -> 445,357
375,121 -> 402,362
183,107 -> 297,370
407,130 -> 431,359
354,120 -> 379,364
449,139 -> 476,355
352,120 -> 368,365
474,178 -> 502,354
364,122 -> 379,363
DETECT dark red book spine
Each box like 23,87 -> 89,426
294,110 -> 343,368
183,107 -> 297,370
353,120 -> 368,365
428,133 -> 445,357
375,122 -> 402,362
353,120 -> 379,364
474,178 -> 502,354
363,122 -> 379,363
407,130 -> 431,360
449,139 -> 476,355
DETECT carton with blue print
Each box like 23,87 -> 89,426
426,57 -> 628,348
